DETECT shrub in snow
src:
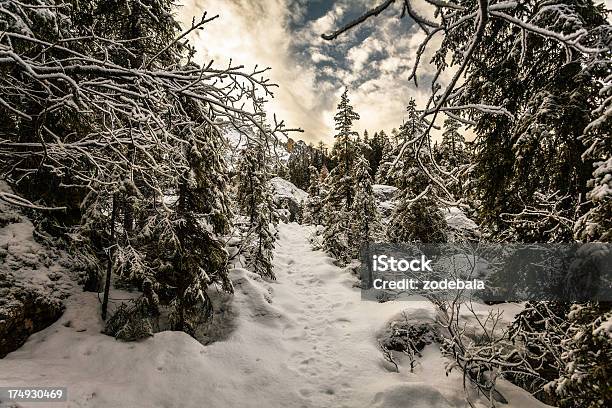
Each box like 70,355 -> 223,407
508,301 -> 612,408
545,303 -> 612,408
104,297 -> 156,341
378,313 -> 440,373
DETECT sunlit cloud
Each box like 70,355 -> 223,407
177,0 -> 443,145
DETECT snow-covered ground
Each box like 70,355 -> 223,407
0,223 -> 551,408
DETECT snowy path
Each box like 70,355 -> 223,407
0,223 -> 549,408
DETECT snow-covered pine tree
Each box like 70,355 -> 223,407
321,200 -> 351,265
376,100 -> 426,186
166,122 -> 233,334
438,118 -> 466,168
388,166 -> 448,244
386,100 -> 448,243
375,138 -> 396,185
322,88 -> 360,263
235,99 -> 278,280
574,35 -> 611,243
304,165 -> 324,225
350,153 -> 381,257
236,142 -> 277,280
374,131 -> 394,184
435,117 -> 471,199
549,303 -> 612,408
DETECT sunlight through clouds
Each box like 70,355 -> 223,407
177,0 -> 447,144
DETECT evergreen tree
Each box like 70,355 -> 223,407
322,88 -> 360,263
351,154 -> 381,256
388,166 -> 448,243
236,99 -> 278,280
376,100 -> 426,186
236,142 -> 277,280
167,124 -> 233,334
367,130 -> 389,177
304,166 -> 324,225
321,197 -> 352,265
435,117 -> 470,198
330,87 -> 360,208
374,139 -> 395,185
439,118 -> 466,168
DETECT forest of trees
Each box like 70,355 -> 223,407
0,1 -> 610,407
0,0 -> 288,336
301,1 -> 611,406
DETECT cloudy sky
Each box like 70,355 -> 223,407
177,0 -> 612,145
177,0 -> 439,144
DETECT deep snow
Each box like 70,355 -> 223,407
0,223 -> 552,408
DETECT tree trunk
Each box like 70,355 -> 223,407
101,196 -> 117,320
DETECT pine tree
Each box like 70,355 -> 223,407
166,124 -> 233,334
388,166 -> 448,243
236,143 -> 277,280
304,165 -> 324,225
375,100 -> 426,186
370,130 -> 389,182
235,100 -> 277,280
322,88 -> 361,263
439,118 -> 466,168
351,153 -> 381,256
330,87 -> 361,208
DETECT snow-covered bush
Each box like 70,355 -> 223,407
545,303 -> 611,408
378,312 -> 440,373
103,297 -> 157,342
509,301 -> 612,408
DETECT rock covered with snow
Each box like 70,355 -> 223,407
270,177 -> 308,222
442,206 -> 481,240
0,181 -> 75,357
